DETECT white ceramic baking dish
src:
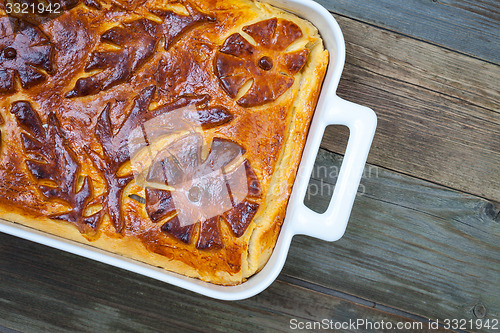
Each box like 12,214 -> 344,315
0,0 -> 376,300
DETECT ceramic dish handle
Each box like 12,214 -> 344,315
292,96 -> 376,241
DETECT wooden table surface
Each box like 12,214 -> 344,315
1,1 -> 499,332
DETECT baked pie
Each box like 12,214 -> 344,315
0,0 -> 328,284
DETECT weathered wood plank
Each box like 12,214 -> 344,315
0,8 -> 498,331
334,15 -> 499,112
0,234 -> 446,332
315,0 -> 500,64
321,15 -> 500,201
0,326 -> 20,333
283,149 -> 500,332
0,149 -> 495,332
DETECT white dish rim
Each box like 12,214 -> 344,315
0,0 -> 377,301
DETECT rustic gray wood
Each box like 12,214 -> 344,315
333,15 -> 499,112
317,0 -> 500,64
0,233 -> 446,333
283,149 -> 500,332
1,149 -> 496,332
322,15 -> 500,201
1,1 -> 499,332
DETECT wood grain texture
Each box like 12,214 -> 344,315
285,149 -> 500,332
316,0 -> 500,64
0,2 -> 498,331
0,233 -> 446,333
0,149 -> 495,332
322,15 -> 500,201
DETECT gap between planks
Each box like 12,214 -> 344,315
290,148 -> 499,333
327,10 -> 500,68
0,235 -> 449,333
321,143 -> 500,206
278,274 -> 465,333
319,14 -> 500,201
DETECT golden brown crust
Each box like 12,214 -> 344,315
0,0 -> 328,284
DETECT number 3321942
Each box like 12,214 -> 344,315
442,319 -> 498,330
